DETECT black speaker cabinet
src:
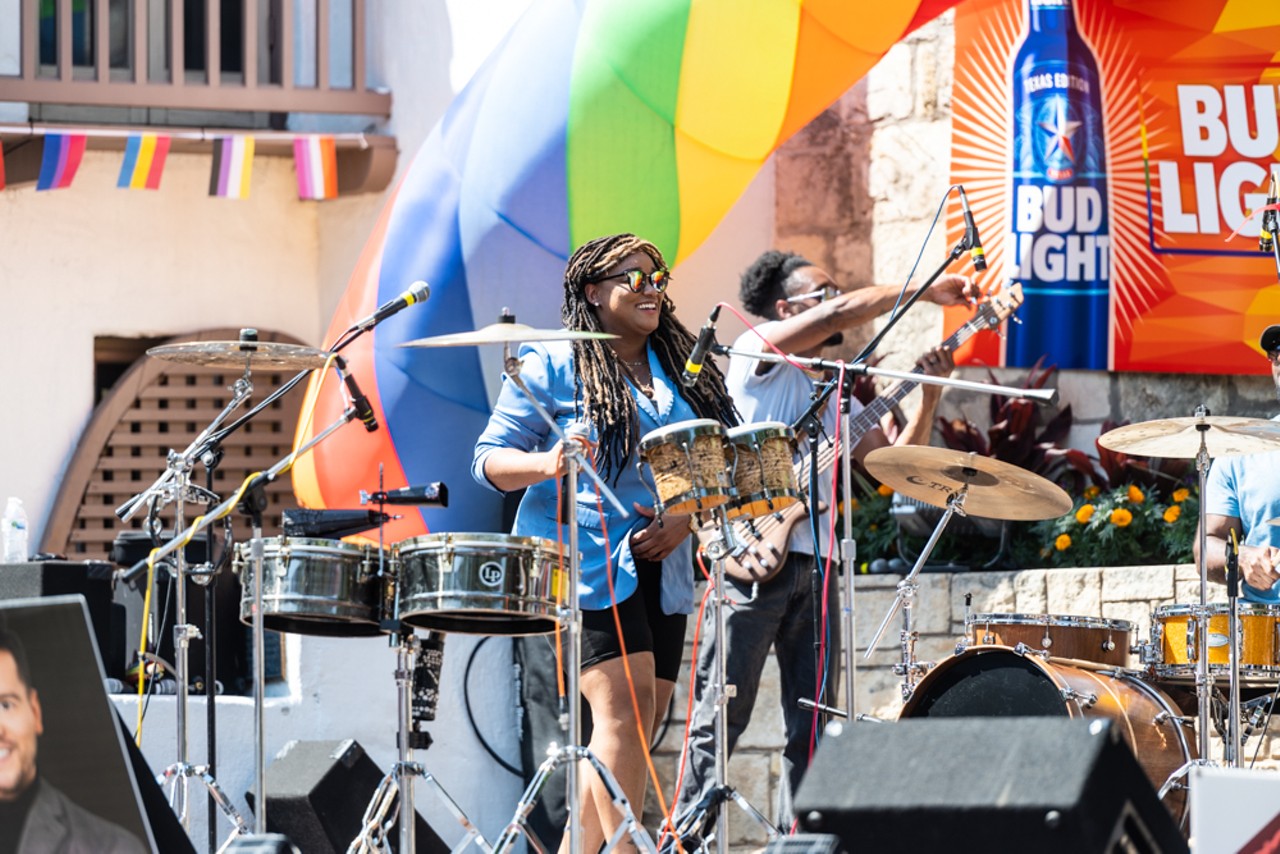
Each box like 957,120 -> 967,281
794,718 -> 1187,854
0,560 -> 124,678
247,739 -> 448,854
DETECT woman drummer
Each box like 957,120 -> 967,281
472,233 -> 737,850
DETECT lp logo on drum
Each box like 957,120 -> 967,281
479,561 -> 505,588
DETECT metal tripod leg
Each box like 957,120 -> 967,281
493,745 -> 657,854
347,761 -> 493,854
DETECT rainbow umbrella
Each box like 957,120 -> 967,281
293,0 -> 961,539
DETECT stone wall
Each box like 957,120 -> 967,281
646,12 -> 1280,849
648,565 -> 1279,850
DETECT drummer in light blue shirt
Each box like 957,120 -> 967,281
472,233 -> 737,852
1198,324 -> 1280,604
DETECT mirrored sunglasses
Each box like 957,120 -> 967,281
596,268 -> 670,293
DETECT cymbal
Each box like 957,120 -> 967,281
1097,416 -> 1280,459
147,340 -> 331,370
863,446 -> 1072,521
399,322 -> 616,348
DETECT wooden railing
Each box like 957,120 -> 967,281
0,0 -> 391,118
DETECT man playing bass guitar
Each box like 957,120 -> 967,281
675,250 -> 981,834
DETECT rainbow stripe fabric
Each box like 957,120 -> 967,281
293,135 -> 337,200
116,133 -> 170,190
208,136 -> 254,199
293,0 -> 960,538
36,134 -> 87,191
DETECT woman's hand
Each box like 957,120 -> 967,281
629,502 -> 690,562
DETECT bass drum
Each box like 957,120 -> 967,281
900,646 -> 1194,826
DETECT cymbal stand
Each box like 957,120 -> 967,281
489,342 -> 649,854
1158,408 -> 1242,802
348,630 -> 492,854
667,508 -> 779,854
122,404 -> 364,841
864,486 -> 969,700
118,374 -> 255,845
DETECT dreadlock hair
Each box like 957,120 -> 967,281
739,249 -> 815,319
562,233 -> 739,484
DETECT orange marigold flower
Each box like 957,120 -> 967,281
1127,485 -> 1145,504
877,484 -> 894,497
1055,534 -> 1072,552
1163,505 -> 1182,524
847,498 -> 860,512
1075,504 -> 1095,524
1084,486 -> 1101,500
1172,488 -> 1190,503
1110,508 -> 1133,527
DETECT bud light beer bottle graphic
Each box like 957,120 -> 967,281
1006,0 -> 1110,370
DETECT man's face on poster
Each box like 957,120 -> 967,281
0,648 -> 42,801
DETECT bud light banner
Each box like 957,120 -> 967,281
947,0 -> 1280,375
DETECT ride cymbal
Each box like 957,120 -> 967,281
147,340 -> 331,370
1097,416 -> 1280,459
863,446 -> 1072,521
399,322 -> 616,348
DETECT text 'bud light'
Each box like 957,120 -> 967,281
1006,0 -> 1111,370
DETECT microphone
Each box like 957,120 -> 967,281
1260,174 -> 1277,253
354,280 -> 430,331
958,186 -> 987,272
335,357 -> 378,432
681,305 -> 722,388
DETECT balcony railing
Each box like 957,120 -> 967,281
0,0 -> 391,118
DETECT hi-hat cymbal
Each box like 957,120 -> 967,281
1097,416 -> 1280,459
863,446 -> 1072,521
400,322 -> 616,348
147,340 -> 331,370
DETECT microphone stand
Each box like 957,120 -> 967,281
710,336 -> 1055,725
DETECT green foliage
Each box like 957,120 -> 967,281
1023,484 -> 1198,568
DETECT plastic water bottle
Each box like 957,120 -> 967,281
3,497 -> 29,563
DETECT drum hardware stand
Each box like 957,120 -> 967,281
488,335 -> 650,854
117,375 -> 256,847
349,629 -> 492,854
865,487 -> 970,700
666,508 -> 780,854
122,404 -> 365,843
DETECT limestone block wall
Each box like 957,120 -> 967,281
647,565 -> 1280,850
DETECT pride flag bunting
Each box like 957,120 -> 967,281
209,136 -> 255,199
116,133 -> 171,190
292,135 -> 338,200
36,134 -> 88,191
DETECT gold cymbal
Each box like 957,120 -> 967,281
863,446 -> 1072,522
1097,416 -> 1280,459
147,340 -> 331,370
399,322 -> 616,348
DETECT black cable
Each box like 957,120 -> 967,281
464,637 -> 522,777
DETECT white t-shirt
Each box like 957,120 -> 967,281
725,324 -> 864,556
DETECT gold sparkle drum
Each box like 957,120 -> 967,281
966,613 -> 1133,668
638,419 -> 734,516
394,532 -> 560,635
901,646 -> 1195,826
1150,602 -> 1280,683
724,422 -> 800,521
234,536 -> 388,637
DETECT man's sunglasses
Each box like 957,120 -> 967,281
783,285 -> 839,305
594,268 -> 671,293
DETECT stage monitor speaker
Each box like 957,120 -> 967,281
794,718 -> 1188,854
247,739 -> 449,854
0,560 -> 124,678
